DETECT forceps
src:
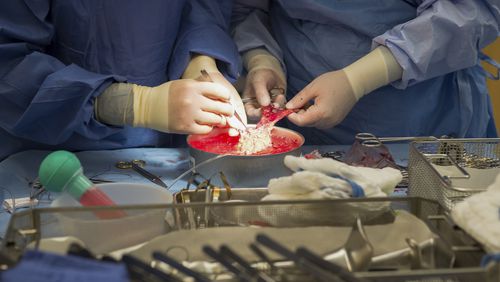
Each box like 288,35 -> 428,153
115,160 -> 169,189
200,69 -> 247,130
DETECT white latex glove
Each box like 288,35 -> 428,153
242,49 -> 287,121
451,173 -> 500,253
183,54 -> 247,136
95,80 -> 234,135
286,46 -> 402,129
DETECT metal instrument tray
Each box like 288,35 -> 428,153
409,138 -> 500,211
174,187 -> 269,203
0,197 -> 496,281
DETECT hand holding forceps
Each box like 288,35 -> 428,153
115,160 -> 169,189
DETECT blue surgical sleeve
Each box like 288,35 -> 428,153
0,1 -> 125,145
231,0 -> 285,72
168,0 -> 241,81
374,0 -> 500,88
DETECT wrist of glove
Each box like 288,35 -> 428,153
182,54 -> 219,80
95,79 -> 234,134
243,48 -> 286,87
262,156 -> 402,201
343,45 -> 403,100
94,82 -> 172,131
94,83 -> 135,127
131,83 -> 171,130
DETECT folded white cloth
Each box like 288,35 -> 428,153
451,173 -> 500,253
262,156 -> 402,201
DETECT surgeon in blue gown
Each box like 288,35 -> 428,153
232,0 -> 500,145
0,0 -> 246,161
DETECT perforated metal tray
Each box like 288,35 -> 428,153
0,197 -> 496,281
408,138 -> 500,211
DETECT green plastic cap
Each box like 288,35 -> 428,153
38,151 -> 92,199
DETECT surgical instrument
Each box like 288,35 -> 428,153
256,234 -> 351,282
152,252 -> 210,282
355,133 -> 439,143
241,87 -> 285,103
219,245 -> 276,282
200,69 -> 247,130
323,217 -> 373,272
202,245 -> 254,282
29,177 -> 113,200
115,160 -> 168,189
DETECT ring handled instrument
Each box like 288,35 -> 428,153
115,160 -> 169,189
241,87 -> 285,103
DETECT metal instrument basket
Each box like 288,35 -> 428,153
408,138 -> 500,211
0,197 -> 497,281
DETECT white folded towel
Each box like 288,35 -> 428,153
451,173 -> 500,253
262,156 -> 402,201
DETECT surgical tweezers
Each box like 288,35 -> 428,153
115,160 -> 168,189
200,69 -> 247,130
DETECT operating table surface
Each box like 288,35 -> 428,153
0,144 -> 410,238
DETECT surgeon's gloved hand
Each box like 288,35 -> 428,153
261,155 -> 402,201
286,46 -> 403,129
200,71 -> 247,136
183,54 -> 247,136
95,80 -> 234,135
242,49 -> 287,122
286,70 -> 356,129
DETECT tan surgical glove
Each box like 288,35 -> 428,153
95,79 -> 234,135
343,45 -> 403,100
286,46 -> 402,129
243,48 -> 287,121
183,54 -> 247,136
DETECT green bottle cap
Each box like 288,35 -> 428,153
38,151 -> 92,199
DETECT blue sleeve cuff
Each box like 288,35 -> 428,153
168,26 -> 241,82
18,64 -> 127,144
232,10 -> 286,75
372,0 -> 500,89
371,37 -> 413,90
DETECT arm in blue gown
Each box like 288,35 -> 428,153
0,1 -> 124,146
168,0 -> 241,82
0,0 -> 242,148
374,0 -> 500,88
232,0 -> 499,87
231,0 -> 285,72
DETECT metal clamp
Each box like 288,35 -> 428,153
424,153 -> 470,181
115,160 -> 168,189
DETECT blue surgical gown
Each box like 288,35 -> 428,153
232,0 -> 500,145
0,0 -> 240,160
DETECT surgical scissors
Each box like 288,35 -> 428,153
115,160 -> 169,189
241,87 -> 285,103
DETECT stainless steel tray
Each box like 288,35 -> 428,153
0,197 -> 496,281
408,138 -> 500,211
174,187 -> 269,204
